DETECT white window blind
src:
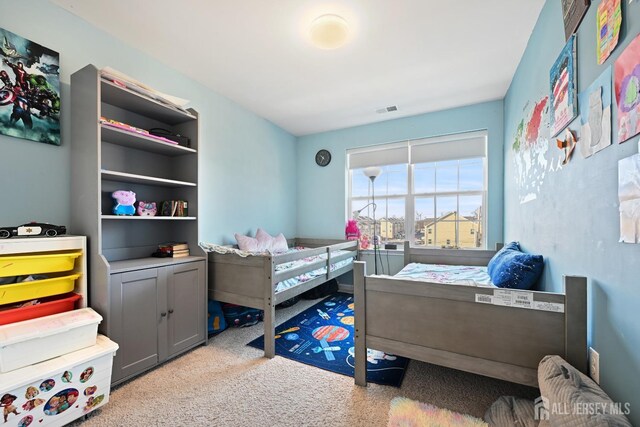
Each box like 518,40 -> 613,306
348,145 -> 409,169
410,133 -> 487,164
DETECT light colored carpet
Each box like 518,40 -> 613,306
74,298 -> 538,427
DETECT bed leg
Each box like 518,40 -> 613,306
264,300 -> 276,358
564,275 -> 588,374
354,261 -> 367,386
264,256 -> 276,359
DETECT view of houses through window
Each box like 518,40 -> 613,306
348,133 -> 487,249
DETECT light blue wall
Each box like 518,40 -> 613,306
0,1 -> 297,245
296,101 -> 505,248
504,0 -> 639,423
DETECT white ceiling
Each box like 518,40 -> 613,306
51,0 -> 545,136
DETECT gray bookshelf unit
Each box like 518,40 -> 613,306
70,65 -> 207,385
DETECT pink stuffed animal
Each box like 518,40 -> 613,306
345,219 -> 361,241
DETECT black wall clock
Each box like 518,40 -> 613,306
315,149 -> 332,167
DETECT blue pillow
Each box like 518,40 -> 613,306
487,242 -> 544,289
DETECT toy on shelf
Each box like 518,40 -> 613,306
111,190 -> 136,216
0,222 -> 66,239
136,201 -> 157,217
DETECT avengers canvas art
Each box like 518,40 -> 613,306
0,28 -> 60,145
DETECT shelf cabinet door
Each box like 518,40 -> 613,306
110,267 -> 167,383
166,261 -> 205,357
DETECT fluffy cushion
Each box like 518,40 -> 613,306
537,355 -> 632,427
256,228 -> 288,253
234,233 -> 262,252
487,242 -> 544,289
235,229 -> 289,253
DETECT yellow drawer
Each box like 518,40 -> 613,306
0,273 -> 80,305
0,251 -> 81,278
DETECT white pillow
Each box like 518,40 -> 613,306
256,228 -> 288,253
234,233 -> 262,252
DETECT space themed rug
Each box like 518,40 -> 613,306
248,293 -> 409,387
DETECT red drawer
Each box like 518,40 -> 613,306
0,293 -> 82,325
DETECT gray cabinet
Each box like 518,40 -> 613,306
70,65 -> 208,386
109,260 -> 205,384
167,262 -> 206,357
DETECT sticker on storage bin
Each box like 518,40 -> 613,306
79,367 -> 94,383
83,394 -> 104,413
25,386 -> 39,399
39,379 -> 55,392
44,388 -> 79,416
1,393 -> 20,422
475,290 -> 565,313
17,415 -> 33,427
21,398 -> 45,411
61,371 -> 73,383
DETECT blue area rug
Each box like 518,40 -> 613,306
248,293 -> 409,387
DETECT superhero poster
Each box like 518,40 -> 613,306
0,28 -> 60,146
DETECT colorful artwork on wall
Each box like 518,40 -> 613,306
614,34 -> 640,143
0,28 -> 60,145
597,0 -> 622,64
556,128 -> 578,165
578,66 -> 612,158
512,96 -> 551,204
618,147 -> 640,244
561,0 -> 590,41
550,35 -> 578,137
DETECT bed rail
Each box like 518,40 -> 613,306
208,238 -> 358,358
403,241 -> 498,267
354,260 -> 587,387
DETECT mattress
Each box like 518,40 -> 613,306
394,262 -> 494,287
275,247 -> 354,293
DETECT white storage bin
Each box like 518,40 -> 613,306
0,335 -> 118,427
0,308 -> 102,373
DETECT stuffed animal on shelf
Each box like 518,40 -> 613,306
111,190 -> 136,216
136,201 -> 157,216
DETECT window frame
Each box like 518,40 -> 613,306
347,131 -> 488,250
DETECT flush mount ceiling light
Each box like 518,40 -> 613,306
309,14 -> 350,50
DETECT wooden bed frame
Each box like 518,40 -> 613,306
208,238 -> 358,358
354,242 -> 587,388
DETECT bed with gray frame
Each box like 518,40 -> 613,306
208,238 -> 358,358
354,241 -> 587,387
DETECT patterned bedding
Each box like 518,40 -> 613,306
275,247 -> 354,293
394,263 -> 494,287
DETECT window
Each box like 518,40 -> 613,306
348,131 -> 487,249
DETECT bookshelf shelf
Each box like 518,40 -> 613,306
101,215 -> 197,221
101,169 -> 197,187
100,78 -> 196,124
101,124 -> 196,156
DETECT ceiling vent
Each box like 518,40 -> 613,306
376,105 -> 398,114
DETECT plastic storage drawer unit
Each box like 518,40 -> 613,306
0,308 -> 102,373
0,293 -> 82,326
0,251 -> 82,277
0,274 -> 80,305
0,335 -> 118,427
